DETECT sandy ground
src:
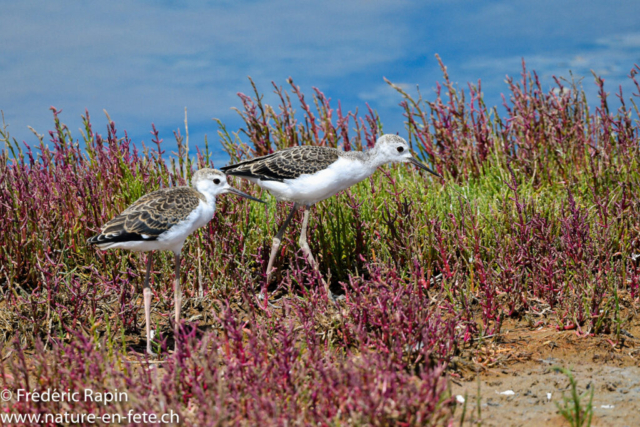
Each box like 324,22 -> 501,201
451,324 -> 640,426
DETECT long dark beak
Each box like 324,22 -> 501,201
409,157 -> 442,178
226,187 -> 266,203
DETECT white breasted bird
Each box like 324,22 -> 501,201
220,135 -> 441,296
88,168 -> 264,355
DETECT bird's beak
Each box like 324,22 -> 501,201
409,157 -> 442,178
226,186 -> 266,203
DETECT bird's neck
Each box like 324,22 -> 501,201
363,146 -> 389,170
200,190 -> 217,207
193,182 -> 217,206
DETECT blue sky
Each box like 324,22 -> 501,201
1,1 -> 639,165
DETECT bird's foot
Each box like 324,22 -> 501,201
256,291 -> 282,309
327,291 -> 346,305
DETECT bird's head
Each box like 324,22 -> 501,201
372,135 -> 441,177
192,168 -> 265,202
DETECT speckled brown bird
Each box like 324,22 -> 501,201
88,168 -> 264,355
220,135 -> 441,297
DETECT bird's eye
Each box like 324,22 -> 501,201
213,179 -> 221,185
397,146 -> 405,153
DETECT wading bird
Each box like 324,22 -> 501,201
88,168 -> 264,355
220,135 -> 441,296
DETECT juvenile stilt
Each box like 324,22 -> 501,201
143,253 -> 154,355
88,168 -> 264,356
221,135 -> 442,297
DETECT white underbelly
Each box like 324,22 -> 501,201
98,200 -> 216,254
156,201 -> 216,248
255,157 -> 374,205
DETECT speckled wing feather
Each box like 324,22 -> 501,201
88,187 -> 204,244
220,146 -> 340,182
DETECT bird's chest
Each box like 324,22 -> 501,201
190,202 -> 216,231
313,158 -> 372,193
159,201 -> 215,243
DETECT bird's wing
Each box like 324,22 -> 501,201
220,146 -> 339,182
88,187 -> 203,244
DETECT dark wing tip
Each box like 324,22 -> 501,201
87,232 -> 114,245
87,231 -> 158,245
219,164 -> 246,176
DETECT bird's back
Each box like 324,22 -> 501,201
220,145 -> 342,182
88,186 -> 207,251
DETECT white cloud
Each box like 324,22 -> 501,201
597,33 -> 640,49
453,30 -> 640,112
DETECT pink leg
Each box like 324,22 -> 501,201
174,253 -> 181,353
143,253 -> 154,355
298,205 -> 332,298
266,203 -> 298,282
